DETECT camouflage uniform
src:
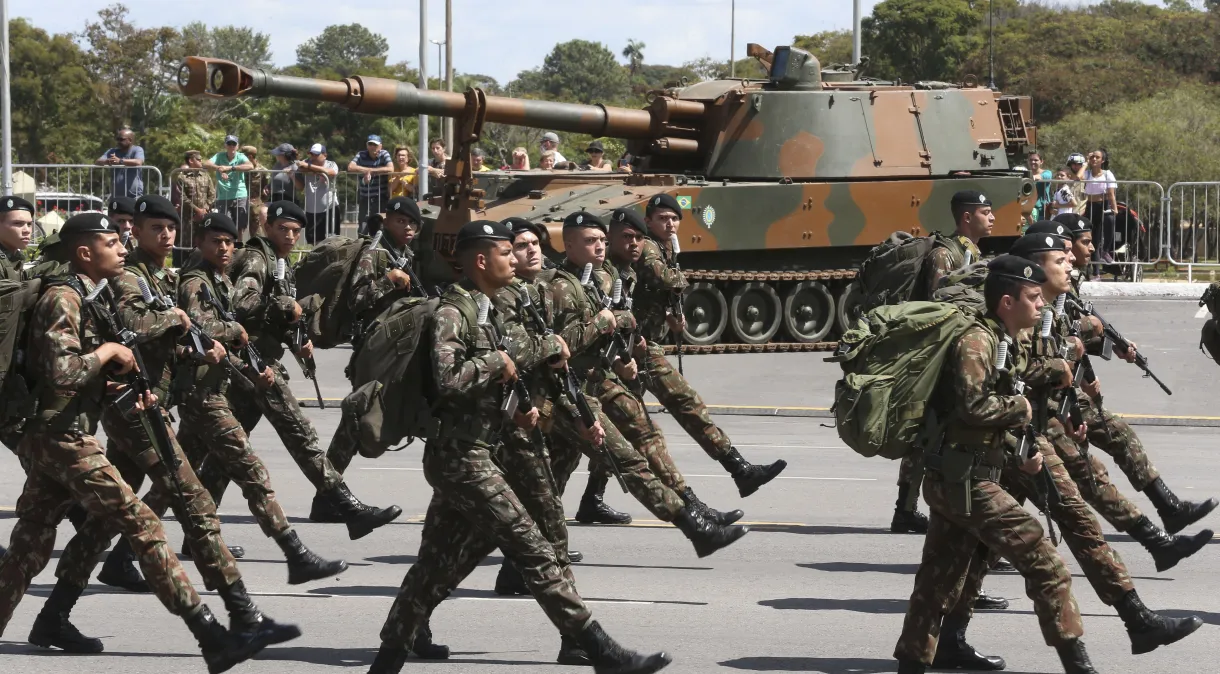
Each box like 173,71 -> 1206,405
0,244 -> 38,452
175,169 -> 216,250
893,319 -> 1082,665
379,279 -> 593,647
175,263 -> 293,538
0,274 -> 202,634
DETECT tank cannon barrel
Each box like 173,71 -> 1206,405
178,56 -> 686,141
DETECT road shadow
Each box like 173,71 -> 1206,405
0,641 -> 196,658
799,562 -> 918,575
364,554 -> 498,567
720,656 -> 1045,673
750,524 -> 894,536
760,598 -> 908,614
308,586 -> 705,606
258,645 -> 555,668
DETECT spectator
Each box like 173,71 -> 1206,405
616,153 -> 635,174
538,151 -> 557,170
540,132 -> 567,163
243,145 -> 266,237
203,134 -> 254,232
294,143 -> 339,244
510,146 -> 530,170
427,138 -> 449,179
1028,152 -> 1051,222
1050,168 -> 1080,218
172,150 -> 217,250
581,140 -> 611,171
471,147 -> 492,172
1084,148 -> 1119,266
268,143 -> 299,203
348,134 -> 393,233
94,127 -> 146,198
389,146 -> 418,199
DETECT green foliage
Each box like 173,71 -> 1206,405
294,24 -> 391,75
623,40 -> 646,76
682,56 -> 767,81
80,4 -> 182,132
9,19 -> 102,163
513,39 -> 630,104
793,29 -> 854,67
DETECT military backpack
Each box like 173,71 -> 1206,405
1199,283 -> 1220,365
292,235 -> 375,348
930,262 -> 989,315
826,301 -> 978,459
852,232 -> 955,317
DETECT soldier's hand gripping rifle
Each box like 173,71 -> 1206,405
600,278 -> 636,369
369,229 -> 434,298
667,233 -> 684,376
515,284 -> 629,494
275,258 -> 324,408
86,279 -> 189,513
199,283 -> 267,383
1040,297 -> 1085,430
477,294 -> 543,436
996,338 -> 1060,535
1067,296 -> 1171,395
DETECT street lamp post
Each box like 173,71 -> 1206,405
429,38 -> 445,85
417,0 -> 429,199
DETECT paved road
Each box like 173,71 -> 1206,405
0,297 -> 1216,673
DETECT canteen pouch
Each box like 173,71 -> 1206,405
938,446 -> 976,516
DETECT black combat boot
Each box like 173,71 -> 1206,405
368,643 -> 409,673
930,615 -> 1006,670
673,506 -> 749,558
975,593 -> 1010,610
895,661 -> 926,674
1056,640 -> 1098,674
28,579 -> 104,653
185,604 -> 259,674
494,559 -> 529,596
890,483 -> 929,534
569,550 -> 584,563
309,491 -> 344,523
181,540 -> 245,559
575,620 -> 672,674
680,487 -> 743,526
558,634 -> 592,665
719,447 -> 787,497
1114,589 -> 1203,654
1143,477 -> 1218,535
991,558 -> 1015,572
97,537 -> 151,593
274,529 -> 348,584
218,579 -> 302,655
575,472 -> 633,524
1127,515 -> 1213,572
410,620 -> 450,659
322,482 -> 403,540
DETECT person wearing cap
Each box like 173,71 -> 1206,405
267,143 -> 300,204
633,194 -> 789,497
293,143 -> 340,243
94,127 -> 145,198
580,140 -> 611,171
540,131 -> 568,164
1053,213 -> 1094,284
348,134 -> 394,233
893,254 -> 1093,674
370,217 -> 671,674
0,196 -> 36,279
173,150 -> 217,250
0,210 -> 268,670
41,195 -> 303,654
203,135 -> 254,233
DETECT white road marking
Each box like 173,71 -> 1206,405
1195,306 -> 1210,319
358,467 -> 874,481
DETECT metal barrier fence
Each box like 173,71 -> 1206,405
1164,182 -> 1220,280
166,166 -> 418,250
1038,178 -> 1165,281
14,163 -> 165,240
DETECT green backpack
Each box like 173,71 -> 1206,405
291,235 -> 376,349
826,302 -> 978,459
931,262 -> 989,315
1199,283 -> 1220,365
852,231 -> 951,316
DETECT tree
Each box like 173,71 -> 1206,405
681,56 -> 767,81
511,40 -> 630,104
793,29 -> 854,67
622,39 -> 646,76
179,22 -> 273,68
80,4 -> 182,133
295,24 -> 390,75
863,0 -> 984,82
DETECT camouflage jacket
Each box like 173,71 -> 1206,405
432,278 -> 564,439
549,259 -> 619,381
1066,273 -> 1106,355
494,276 -> 570,429
27,272 -> 109,437
113,248 -> 186,398
231,237 -> 297,362
926,234 -> 982,293
179,262 -> 249,394
0,245 -> 27,281
176,169 -> 217,220
633,236 -> 687,343
351,234 -> 414,323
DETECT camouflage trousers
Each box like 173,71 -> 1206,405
379,439 -> 592,647
896,453 -> 925,510
177,390 -> 292,538
548,393 -> 686,521
497,430 -> 571,567
640,342 -> 732,460
217,360 -> 343,502
57,408 -> 242,592
1083,402 -> 1159,491
593,376 -> 687,495
893,477 -> 1082,664
1052,416 -> 1144,533
0,431 -> 201,634
324,414 -> 360,476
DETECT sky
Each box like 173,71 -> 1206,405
18,0 -> 1168,85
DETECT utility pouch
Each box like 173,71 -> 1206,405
939,446 -> 977,516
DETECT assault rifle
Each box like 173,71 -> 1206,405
997,339 -> 1060,523
199,284 -> 267,382
135,277 -> 254,390
600,278 -> 637,371
1066,296 -> 1171,395
369,229 -> 434,298
274,258 -> 324,408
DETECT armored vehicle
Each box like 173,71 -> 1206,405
179,44 -> 1034,350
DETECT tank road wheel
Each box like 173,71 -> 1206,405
782,281 -> 835,343
682,282 -> 728,346
729,282 -> 782,345
836,283 -> 863,334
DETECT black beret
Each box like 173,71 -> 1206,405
60,212 -> 120,238
1010,232 -> 1069,258
610,208 -> 647,235
386,196 -> 422,223
135,194 -> 180,225
503,216 -> 545,240
108,196 -> 137,217
456,219 -> 513,250
645,193 -> 683,219
987,254 -> 1046,286
562,211 -> 606,232
0,196 -> 34,215
200,212 -> 238,238
1024,220 -> 1068,238
267,200 -> 307,226
951,190 -> 992,208
1052,212 -> 1092,239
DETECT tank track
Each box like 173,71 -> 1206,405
660,342 -> 838,354
684,269 -> 857,282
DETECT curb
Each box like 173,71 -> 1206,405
1081,281 -> 1208,299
